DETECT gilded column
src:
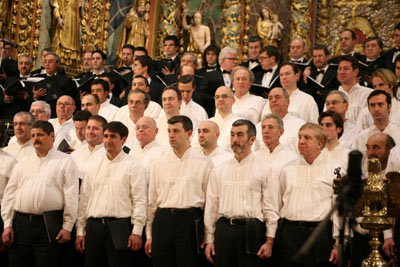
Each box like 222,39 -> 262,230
155,0 -> 180,58
290,0 -> 312,53
220,0 -> 243,58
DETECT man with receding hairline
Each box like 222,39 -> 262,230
4,112 -> 35,158
81,94 -> 100,115
197,120 -> 231,166
49,95 -> 76,149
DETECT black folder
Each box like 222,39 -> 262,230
107,218 -> 132,251
43,210 -> 64,243
194,218 -> 204,254
57,139 -> 73,153
245,218 -> 266,255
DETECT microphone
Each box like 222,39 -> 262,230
346,150 -> 363,206
0,39 -> 18,48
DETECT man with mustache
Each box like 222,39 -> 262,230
204,119 -> 279,266
1,120 -> 79,266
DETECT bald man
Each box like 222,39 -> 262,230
197,120 -> 231,166
129,116 -> 169,169
48,95 -> 77,149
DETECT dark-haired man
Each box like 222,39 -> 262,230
145,115 -> 213,267
1,120 -> 79,266
384,22 -> 400,72
91,79 -> 119,122
330,29 -> 366,64
241,36 -> 263,75
76,121 -> 147,267
205,119 -> 279,266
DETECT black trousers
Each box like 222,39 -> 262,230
132,229 -> 152,267
152,208 -> 203,267
8,212 -> 62,267
0,214 -> 9,267
213,218 -> 268,267
84,217 -> 133,267
276,219 -> 334,267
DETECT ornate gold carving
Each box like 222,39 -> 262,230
241,0 -> 251,62
11,0 -> 42,63
220,0 -> 242,52
81,0 -> 111,54
290,0 -> 312,55
156,0 -> 180,58
316,1 -> 400,54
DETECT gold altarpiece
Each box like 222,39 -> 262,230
1,0 -> 400,73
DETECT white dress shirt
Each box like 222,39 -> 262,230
261,65 -> 278,88
0,150 -> 17,203
386,145 -> 400,172
340,120 -> 362,149
280,152 -> 343,222
356,99 -> 400,130
119,116 -> 138,149
204,153 -> 280,243
232,92 -> 266,125
262,89 -> 319,123
49,117 -> 75,149
179,99 -> 208,130
99,99 -> 119,122
1,148 -> 79,231
202,146 -> 232,166
129,140 -> 169,170
322,142 -> 350,171
76,151 -> 147,236
338,84 -> 373,123
114,101 -> 162,122
146,147 -> 213,238
155,116 -> 170,147
4,140 -> 34,160
70,144 -> 106,179
191,112 -> 243,151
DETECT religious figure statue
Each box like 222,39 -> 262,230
268,14 -> 284,43
256,7 -> 274,47
116,4 -> 148,62
182,9 -> 211,55
0,0 -> 11,38
50,0 -> 82,68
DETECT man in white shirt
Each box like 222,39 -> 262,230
257,87 -> 305,152
262,63 -> 319,123
145,115 -> 213,267
114,75 -> 162,121
75,121 -> 147,267
4,111 -> 34,158
120,89 -> 151,149
156,86 -> 182,146
352,90 -> 400,171
255,114 -> 298,173
71,115 -> 107,179
129,117 -> 168,169
231,66 -> 266,124
48,95 -> 76,149
336,56 -> 373,122
204,119 -> 279,266
30,100 -> 51,121
177,75 -> 208,130
197,120 -> 231,166
2,120 -> 79,266
277,123 -> 342,266
81,94 -> 100,115
318,111 -> 350,168
69,110 -> 92,150
91,79 -> 119,122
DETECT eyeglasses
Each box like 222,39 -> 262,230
214,94 -> 232,100
326,100 -> 344,106
13,122 -> 30,127
259,56 -> 271,60
225,57 -> 238,61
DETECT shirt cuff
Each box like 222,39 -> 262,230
383,229 -> 393,239
76,227 -> 86,236
62,222 -> 74,232
4,220 -> 13,228
205,233 -> 214,244
132,224 -> 144,236
267,223 -> 277,238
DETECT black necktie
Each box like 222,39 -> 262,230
119,67 -> 131,71
222,70 -> 230,74
249,59 -> 259,63
394,48 -> 400,52
316,70 -> 324,75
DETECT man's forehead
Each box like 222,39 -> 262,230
262,118 -> 278,127
232,125 -> 247,132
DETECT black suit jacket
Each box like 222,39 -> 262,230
198,69 -> 226,97
0,58 -> 18,80
253,68 -> 281,98
0,75 -> 32,119
31,66 -> 66,76
241,60 -> 263,76
35,74 -> 78,118
306,65 -> 339,112
384,48 -> 400,72
329,52 -> 366,65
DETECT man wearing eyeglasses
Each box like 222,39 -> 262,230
4,111 -> 35,158
48,95 -> 76,149
254,46 -> 281,97
199,47 -> 238,97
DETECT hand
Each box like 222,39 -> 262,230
303,66 -> 311,82
257,238 -> 273,259
17,90 -> 29,100
145,238 -> 152,257
119,90 -> 126,100
75,235 -> 86,253
56,229 -> 71,244
383,237 -> 396,258
329,247 -> 339,264
205,243 -> 215,264
0,73 -> 7,81
161,66 -> 174,76
2,227 -> 14,246
127,234 -> 142,251
32,86 -> 47,99
58,17 -> 64,28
